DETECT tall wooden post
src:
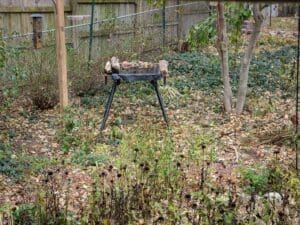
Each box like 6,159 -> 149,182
31,14 -> 43,49
54,0 -> 68,110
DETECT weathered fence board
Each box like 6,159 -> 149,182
0,0 -> 71,36
0,0 -> 209,58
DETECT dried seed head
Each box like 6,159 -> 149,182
108,165 -> 113,171
117,173 -> 122,178
176,162 -> 181,168
157,216 -> 164,221
274,149 -> 280,154
185,193 -> 191,200
134,148 -> 139,152
191,203 -> 198,209
144,166 -> 150,172
121,164 -> 127,171
201,144 -> 206,150
47,171 -> 53,176
230,202 -> 236,208
100,171 -> 107,177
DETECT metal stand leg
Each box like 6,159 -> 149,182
100,81 -> 119,130
151,80 -> 169,125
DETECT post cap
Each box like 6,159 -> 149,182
67,15 -> 91,21
31,14 -> 44,18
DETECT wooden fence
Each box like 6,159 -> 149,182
0,0 -> 209,58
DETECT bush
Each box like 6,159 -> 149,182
12,204 -> 37,225
187,15 -> 217,49
187,3 -> 251,49
25,48 -> 58,109
67,48 -> 103,97
0,45 -> 27,107
241,167 -> 270,195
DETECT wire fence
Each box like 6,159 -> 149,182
2,1 -> 210,61
0,1 -> 209,105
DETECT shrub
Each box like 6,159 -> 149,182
12,204 -> 37,225
0,45 -> 27,107
187,15 -> 217,49
187,3 -> 251,49
25,48 -> 58,109
67,48 -> 103,97
241,167 -> 270,195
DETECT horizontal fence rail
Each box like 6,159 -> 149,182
2,1 -> 209,40
1,1 -> 210,60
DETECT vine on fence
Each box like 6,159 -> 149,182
187,3 -> 251,49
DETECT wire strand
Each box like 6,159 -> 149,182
2,1 -> 208,40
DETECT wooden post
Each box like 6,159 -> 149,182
31,14 -> 43,49
54,0 -> 68,110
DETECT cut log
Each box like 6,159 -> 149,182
111,56 -> 120,72
159,60 -> 169,77
104,61 -> 112,74
121,61 -> 132,70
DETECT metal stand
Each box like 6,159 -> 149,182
100,80 -> 168,130
151,80 -> 169,125
100,80 -> 119,130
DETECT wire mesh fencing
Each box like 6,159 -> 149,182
2,1 -> 209,61
0,1 -> 209,106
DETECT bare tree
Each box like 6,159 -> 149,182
236,4 -> 264,113
216,2 -> 232,113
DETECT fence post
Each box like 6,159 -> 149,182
54,0 -> 69,110
162,0 -> 166,48
88,0 -> 96,62
31,14 -> 43,49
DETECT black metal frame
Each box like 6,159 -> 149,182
100,75 -> 168,130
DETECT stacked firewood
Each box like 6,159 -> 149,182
104,57 -> 169,76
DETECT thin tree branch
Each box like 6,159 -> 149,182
236,3 -> 264,113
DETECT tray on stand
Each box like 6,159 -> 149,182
100,65 -> 168,130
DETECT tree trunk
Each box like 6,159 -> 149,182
236,4 -> 264,113
216,2 -> 232,113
